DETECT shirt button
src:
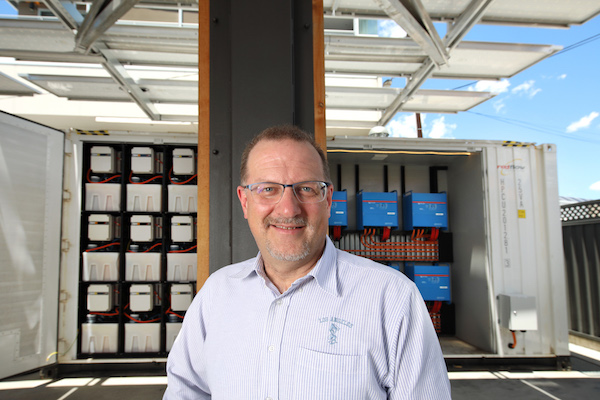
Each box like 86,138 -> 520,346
268,345 -> 275,352
276,300 -> 282,305
298,288 -> 303,293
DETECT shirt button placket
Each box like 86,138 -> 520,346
263,296 -> 289,400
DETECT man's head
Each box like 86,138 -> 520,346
240,125 -> 330,186
237,125 -> 333,270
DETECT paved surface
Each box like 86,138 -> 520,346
1,345 -> 599,399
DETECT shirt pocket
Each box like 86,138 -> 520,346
293,347 -> 368,400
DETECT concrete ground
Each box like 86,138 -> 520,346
1,344 -> 599,399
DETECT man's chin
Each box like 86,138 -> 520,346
266,243 -> 310,262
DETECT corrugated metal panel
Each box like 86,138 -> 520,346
562,201 -> 600,340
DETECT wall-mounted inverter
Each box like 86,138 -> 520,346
405,263 -> 451,302
403,192 -> 448,230
356,191 -> 398,230
329,191 -> 348,227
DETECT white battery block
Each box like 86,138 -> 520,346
81,323 -> 118,353
87,284 -> 113,312
125,323 -> 160,353
85,183 -> 121,211
130,215 -> 154,242
172,215 -> 194,242
88,214 -> 113,241
82,252 -> 120,281
90,146 -> 115,173
166,323 -> 182,352
172,148 -> 195,175
126,184 -> 162,212
131,147 -> 155,174
167,253 -> 197,281
171,284 -> 194,311
125,253 -> 161,281
168,185 -> 197,212
130,284 -> 154,312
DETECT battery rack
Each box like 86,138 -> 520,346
78,142 -> 198,359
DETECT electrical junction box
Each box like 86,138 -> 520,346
130,215 -> 154,242
498,294 -> 538,331
403,192 -> 448,230
405,263 -> 451,302
87,284 -> 113,312
172,148 -> 195,175
171,215 -> 194,242
171,284 -> 194,311
90,146 -> 115,173
131,147 -> 154,174
130,284 -> 154,312
356,191 -> 398,230
88,214 -> 113,241
329,191 -> 348,227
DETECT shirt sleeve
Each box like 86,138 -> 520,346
163,284 -> 211,400
388,285 -> 452,400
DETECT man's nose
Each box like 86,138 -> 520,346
275,186 -> 302,216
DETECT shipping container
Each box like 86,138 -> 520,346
327,135 -> 569,366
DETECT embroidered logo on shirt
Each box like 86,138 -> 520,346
319,316 -> 353,345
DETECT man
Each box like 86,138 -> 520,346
164,125 -> 451,399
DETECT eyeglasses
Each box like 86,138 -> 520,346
243,181 -> 331,204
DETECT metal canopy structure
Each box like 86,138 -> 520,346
0,0 -> 598,135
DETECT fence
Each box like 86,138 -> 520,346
561,200 -> 600,342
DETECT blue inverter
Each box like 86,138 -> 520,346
402,191 -> 448,230
329,191 -> 348,227
405,263 -> 451,302
356,191 -> 399,230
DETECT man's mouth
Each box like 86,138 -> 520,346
272,225 -> 302,230
266,218 -> 307,231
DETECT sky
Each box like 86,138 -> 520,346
379,16 -> 600,201
0,1 -> 598,200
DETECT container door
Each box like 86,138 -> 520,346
0,112 -> 64,379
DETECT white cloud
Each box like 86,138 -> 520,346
387,114 -> 417,138
387,114 -> 456,139
512,80 -> 541,98
566,111 -> 599,133
469,79 -> 510,94
427,117 -> 456,139
590,181 -> 600,191
378,20 -> 407,38
493,99 -> 506,114
558,74 -> 567,80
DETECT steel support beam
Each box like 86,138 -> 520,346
41,0 -> 82,31
75,0 -> 140,53
373,0 -> 447,66
98,44 -> 161,120
378,0 -> 497,126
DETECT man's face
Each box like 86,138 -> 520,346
237,139 -> 332,266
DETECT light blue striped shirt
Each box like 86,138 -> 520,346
164,237 -> 451,399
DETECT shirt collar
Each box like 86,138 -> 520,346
229,236 -> 340,297
307,236 -> 340,297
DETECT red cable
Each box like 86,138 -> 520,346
87,168 -> 121,184
168,166 -> 197,185
85,242 -> 120,252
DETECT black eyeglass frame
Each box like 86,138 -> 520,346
242,181 -> 332,204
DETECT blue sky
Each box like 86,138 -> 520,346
380,16 -> 600,201
1,2 -> 598,199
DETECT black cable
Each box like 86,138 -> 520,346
549,32 -> 600,58
466,111 -> 600,145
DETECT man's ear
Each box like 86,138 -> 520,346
237,186 -> 249,219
